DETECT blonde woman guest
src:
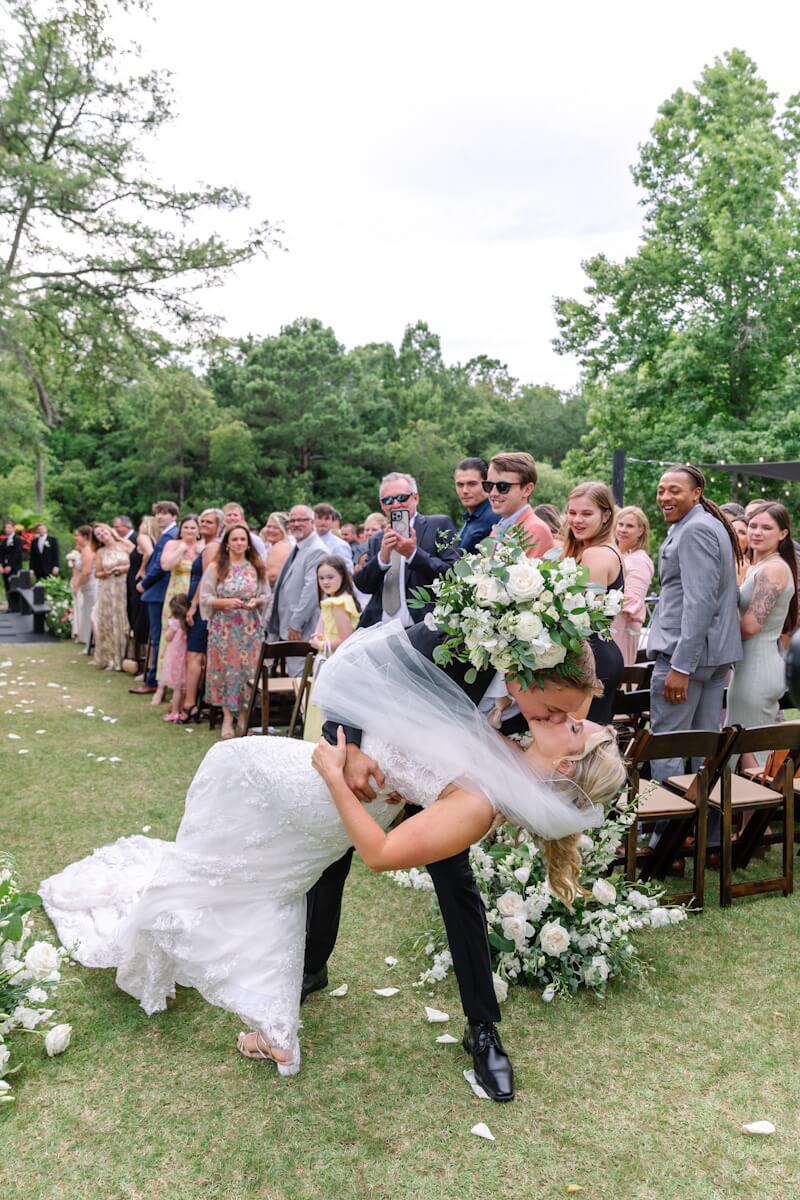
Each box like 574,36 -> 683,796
71,526 -> 96,649
91,523 -> 133,670
179,508 -> 224,724
564,482 -> 624,721
353,512 -> 386,570
261,512 -> 293,589
199,524 -> 270,739
612,506 -> 655,667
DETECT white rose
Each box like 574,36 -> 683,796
571,610 -> 592,631
583,955 -> 610,984
626,889 -> 651,911
501,915 -> 527,945
514,610 -> 544,641
539,920 -> 570,956
492,972 -> 509,1003
26,986 -> 48,1004
541,983 -> 557,1003
592,879 -> 617,906
496,890 -> 525,917
668,908 -> 687,924
0,1044 -> 9,1071
648,907 -> 671,928
506,562 -> 545,602
513,866 -> 531,886
474,575 -> 505,607
525,892 -> 548,922
12,1006 -> 41,1031
532,640 -> 567,669
44,1024 -> 72,1057
24,941 -> 60,981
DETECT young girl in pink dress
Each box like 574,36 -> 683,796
161,593 -> 189,722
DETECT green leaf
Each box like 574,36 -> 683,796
488,931 -> 516,953
464,667 -> 478,684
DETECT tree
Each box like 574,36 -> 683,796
554,50 -> 800,493
0,0 -> 274,437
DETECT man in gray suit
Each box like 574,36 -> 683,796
648,464 -> 743,780
267,504 -> 328,675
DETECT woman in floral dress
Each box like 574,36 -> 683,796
91,523 -> 133,670
199,523 -> 270,738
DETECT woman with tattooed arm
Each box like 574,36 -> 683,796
728,503 -> 798,767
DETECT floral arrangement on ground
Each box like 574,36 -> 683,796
0,856 -> 72,1105
390,790 -> 687,1002
41,576 -> 74,640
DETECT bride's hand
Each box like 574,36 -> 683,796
312,727 -> 347,781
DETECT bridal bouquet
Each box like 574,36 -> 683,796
390,792 -> 687,1002
410,536 -> 624,687
0,857 -> 72,1105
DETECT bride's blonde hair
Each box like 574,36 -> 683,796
535,727 -> 626,908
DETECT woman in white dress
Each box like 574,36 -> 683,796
40,625 -> 625,1076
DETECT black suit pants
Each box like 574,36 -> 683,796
304,805 -> 501,1025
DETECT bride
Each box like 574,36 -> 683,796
40,623 -> 625,1077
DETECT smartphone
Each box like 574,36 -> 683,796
390,508 -> 411,539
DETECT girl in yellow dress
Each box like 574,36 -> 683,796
303,556 -> 361,741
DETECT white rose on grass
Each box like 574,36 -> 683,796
541,983 -> 557,1003
492,972 -> 509,1003
539,920 -> 570,956
668,908 -> 687,924
496,890 -> 525,917
13,1005 -> 42,1031
592,879 -> 617,906
501,916 -> 527,945
44,1024 -> 72,1057
26,986 -> 48,1004
626,889 -> 651,911
648,907 -> 671,929
24,941 -> 60,981
506,562 -> 545,602
514,611 -> 544,641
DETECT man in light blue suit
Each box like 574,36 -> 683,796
130,500 -> 178,694
647,465 -> 743,781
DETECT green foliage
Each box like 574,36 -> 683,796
555,49 -> 800,513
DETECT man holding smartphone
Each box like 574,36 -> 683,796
353,472 -> 459,628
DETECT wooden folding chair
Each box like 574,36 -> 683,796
240,640 -> 317,738
621,662 -> 653,691
711,724 -> 800,906
612,687 -> 651,750
624,728 -> 736,909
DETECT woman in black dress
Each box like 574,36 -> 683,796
563,482 -> 625,722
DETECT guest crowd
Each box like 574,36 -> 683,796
4,453 -> 796,763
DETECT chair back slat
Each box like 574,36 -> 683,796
726,723 -> 800,757
613,688 -> 650,717
627,727 -> 727,764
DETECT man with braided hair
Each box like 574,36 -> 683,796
647,465 -> 743,782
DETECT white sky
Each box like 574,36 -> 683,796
125,0 -> 800,388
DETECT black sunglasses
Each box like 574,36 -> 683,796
381,493 -> 412,506
482,480 -> 516,495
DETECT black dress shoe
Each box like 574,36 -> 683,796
300,967 -> 328,1005
463,1022 -> 515,1102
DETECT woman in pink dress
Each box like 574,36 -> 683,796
612,506 -> 655,668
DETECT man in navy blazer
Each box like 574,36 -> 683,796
130,500 -> 178,694
354,472 -> 459,627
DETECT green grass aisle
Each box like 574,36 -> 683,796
1,643 -> 799,1200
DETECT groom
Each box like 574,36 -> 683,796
305,621 -> 593,1102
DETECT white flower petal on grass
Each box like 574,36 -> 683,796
328,984 -> 348,997
87,753 -> 95,757
425,1006 -> 449,1023
18,749 -> 29,755
7,733 -> 20,740
109,757 -> 122,763
435,1033 -> 458,1044
373,987 -> 400,997
464,1070 -> 491,1100
470,1122 -> 495,1140
141,826 -> 152,833
95,756 -> 107,763
44,1024 -> 72,1056
35,730 -> 46,735
384,956 -> 398,967
742,1121 -> 775,1136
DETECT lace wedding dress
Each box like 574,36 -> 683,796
39,735 -> 448,1073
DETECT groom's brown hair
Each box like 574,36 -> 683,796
489,452 -> 537,487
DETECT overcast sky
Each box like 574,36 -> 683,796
126,1 -> 800,388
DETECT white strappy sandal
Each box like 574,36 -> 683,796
236,1031 -> 301,1076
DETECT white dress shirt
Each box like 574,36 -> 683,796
378,515 -> 418,629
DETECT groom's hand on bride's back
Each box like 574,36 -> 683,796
342,745 -> 387,803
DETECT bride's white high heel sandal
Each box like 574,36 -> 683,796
236,1031 -> 301,1076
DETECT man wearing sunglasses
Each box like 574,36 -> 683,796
354,471 -> 459,629
486,451 -> 554,557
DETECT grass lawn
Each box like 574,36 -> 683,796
1,642 -> 799,1200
